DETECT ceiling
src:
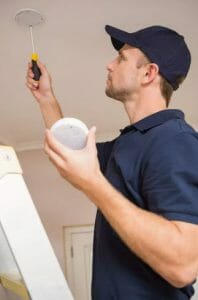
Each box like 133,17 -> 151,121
0,0 -> 197,151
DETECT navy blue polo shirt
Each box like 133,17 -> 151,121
92,109 -> 198,300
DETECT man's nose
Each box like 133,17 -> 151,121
106,59 -> 115,71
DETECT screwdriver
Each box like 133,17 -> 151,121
29,25 -> 41,81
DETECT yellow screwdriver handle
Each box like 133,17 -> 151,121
31,53 -> 41,81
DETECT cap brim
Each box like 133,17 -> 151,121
105,25 -> 139,50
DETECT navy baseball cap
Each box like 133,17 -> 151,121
105,25 -> 191,90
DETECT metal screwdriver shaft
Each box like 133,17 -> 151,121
29,25 -> 41,81
30,25 -> 35,54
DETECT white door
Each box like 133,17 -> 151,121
64,225 -> 94,300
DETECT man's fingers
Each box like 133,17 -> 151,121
26,82 -> 37,91
27,69 -> 34,78
45,129 -> 71,160
26,64 -> 38,89
44,141 -> 65,171
26,77 -> 39,87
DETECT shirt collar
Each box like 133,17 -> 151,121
120,109 -> 185,135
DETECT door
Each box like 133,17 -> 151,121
64,225 -> 94,300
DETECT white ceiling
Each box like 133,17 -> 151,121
0,0 -> 197,151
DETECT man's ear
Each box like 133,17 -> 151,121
143,63 -> 159,85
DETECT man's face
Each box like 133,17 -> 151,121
105,44 -> 149,101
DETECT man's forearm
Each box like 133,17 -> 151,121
26,61 -> 64,128
83,174 -> 196,288
39,95 -> 63,128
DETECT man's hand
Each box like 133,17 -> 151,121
44,126 -> 102,191
26,61 -> 54,103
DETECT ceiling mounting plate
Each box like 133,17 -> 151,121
15,8 -> 44,27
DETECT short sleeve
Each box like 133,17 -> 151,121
141,132 -> 198,224
96,140 -> 116,174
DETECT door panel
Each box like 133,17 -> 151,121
64,226 -> 94,300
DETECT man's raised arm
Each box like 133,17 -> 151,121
26,61 -> 63,128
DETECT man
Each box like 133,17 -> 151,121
26,25 -> 198,299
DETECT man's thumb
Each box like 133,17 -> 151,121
86,126 -> 96,148
37,61 -> 48,76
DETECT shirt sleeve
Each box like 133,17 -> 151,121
141,132 -> 198,224
96,140 -> 116,174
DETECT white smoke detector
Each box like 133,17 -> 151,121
51,118 -> 89,150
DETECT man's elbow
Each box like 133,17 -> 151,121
167,265 -> 197,288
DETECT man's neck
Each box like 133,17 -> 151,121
123,91 -> 167,125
